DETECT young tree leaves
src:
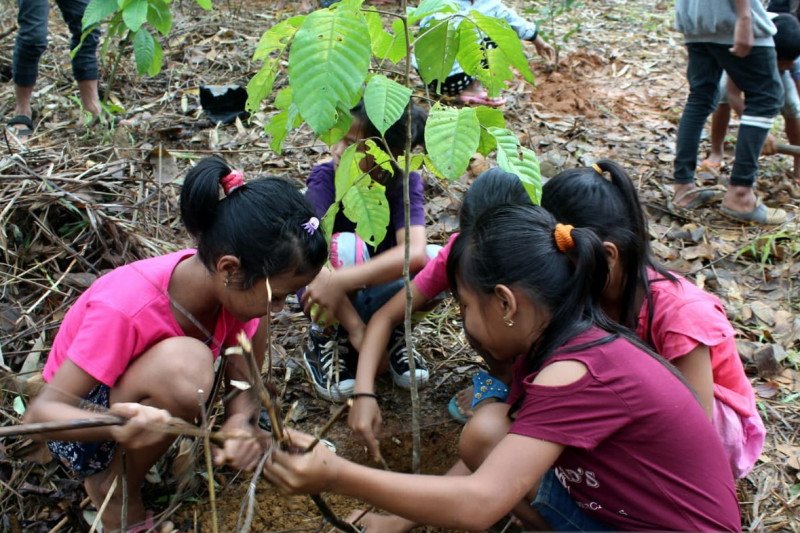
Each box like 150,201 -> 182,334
194,0 -> 212,10
82,0 -> 118,30
415,19 -> 458,88
133,28 -> 161,75
253,15 -> 305,61
407,0 -> 458,25
471,11 -> 534,84
425,104 -> 480,180
288,7 -> 371,134
147,0 -> 172,35
343,180 -> 389,248
475,106 -> 505,155
365,140 -> 394,174
122,0 -> 148,32
489,127 -> 542,204
364,75 -> 412,137
365,11 -> 407,63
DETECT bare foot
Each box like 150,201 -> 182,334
455,385 -> 474,416
85,467 -> 147,531
78,80 -> 102,120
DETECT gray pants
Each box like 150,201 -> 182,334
13,0 -> 100,87
674,43 -> 783,188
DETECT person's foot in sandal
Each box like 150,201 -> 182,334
6,114 -> 33,141
671,183 -> 723,210
448,370 -> 509,424
721,185 -> 788,225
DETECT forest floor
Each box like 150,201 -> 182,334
0,0 -> 798,531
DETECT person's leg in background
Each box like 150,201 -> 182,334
56,0 -> 101,118
10,0 -> 50,136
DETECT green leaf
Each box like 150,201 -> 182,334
147,0 -> 172,35
475,106 -> 505,155
471,11 -> 534,84
321,202 -> 340,242
194,0 -> 212,10
12,396 -> 25,416
424,104 -> 480,180
422,154 -> 448,180
363,75 -> 412,137
365,11 -> 408,63
334,144 -> 365,202
274,87 -> 293,110
342,179 -> 389,248
318,106 -> 353,146
288,7 -> 371,134
246,61 -> 279,113
83,0 -> 118,30
132,28 -> 156,75
489,127 -> 542,204
147,38 -> 163,76
398,153 -> 425,172
265,110 -> 290,153
407,0 -> 458,25
253,15 -> 305,61
122,0 -> 148,32
415,18 -> 458,88
364,140 -> 394,174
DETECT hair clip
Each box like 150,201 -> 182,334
221,169 -> 245,195
302,217 -> 320,235
591,163 -> 603,174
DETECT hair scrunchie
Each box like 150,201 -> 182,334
221,169 -> 245,195
554,223 -> 575,253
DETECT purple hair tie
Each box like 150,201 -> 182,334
302,217 -> 320,235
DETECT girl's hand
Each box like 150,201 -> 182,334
213,413 -> 268,471
729,16 -> 753,57
108,403 -> 173,449
348,395 -> 382,460
533,36 -> 555,62
303,267 -> 346,323
262,428 -> 339,494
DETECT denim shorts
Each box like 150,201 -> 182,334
47,384 -> 117,478
531,469 -> 613,531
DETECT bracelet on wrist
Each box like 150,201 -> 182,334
351,392 -> 378,401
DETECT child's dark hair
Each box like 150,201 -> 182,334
541,160 -> 675,338
460,168 -> 531,231
350,100 -> 427,155
447,204 -> 619,372
181,156 -> 327,288
773,13 -> 800,61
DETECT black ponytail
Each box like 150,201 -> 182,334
541,159 -> 675,339
459,168 -> 531,231
447,204 -> 623,372
180,156 -> 328,288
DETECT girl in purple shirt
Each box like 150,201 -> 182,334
263,205 -> 740,532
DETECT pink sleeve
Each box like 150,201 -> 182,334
647,297 -> 734,362
414,234 -> 456,300
66,302 -> 139,387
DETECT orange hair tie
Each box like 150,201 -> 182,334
554,223 -> 575,253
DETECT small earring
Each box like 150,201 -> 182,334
224,276 -> 230,288
504,317 -> 514,327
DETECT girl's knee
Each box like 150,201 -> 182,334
458,403 -> 510,470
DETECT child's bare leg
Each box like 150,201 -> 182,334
706,103 -> 730,166
77,79 -> 101,118
86,337 -> 214,530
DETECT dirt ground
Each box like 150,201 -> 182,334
0,0 -> 799,531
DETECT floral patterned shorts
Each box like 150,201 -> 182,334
47,384 -> 117,478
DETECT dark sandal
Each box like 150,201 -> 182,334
447,370 -> 509,425
720,202 -> 788,225
6,115 -> 33,139
669,187 -> 724,212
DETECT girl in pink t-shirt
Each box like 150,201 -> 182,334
24,156 -> 327,531
347,168 -> 531,458
262,205 -> 740,532
542,159 -> 764,478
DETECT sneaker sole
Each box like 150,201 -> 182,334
302,352 -> 356,403
391,368 -> 430,390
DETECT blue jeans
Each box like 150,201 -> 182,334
674,43 -> 783,187
532,469 -> 613,532
13,0 -> 100,86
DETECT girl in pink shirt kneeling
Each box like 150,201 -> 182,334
25,156 -> 327,531
542,159 -> 764,479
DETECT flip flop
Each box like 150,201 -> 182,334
6,115 -> 33,140
447,370 -> 509,425
720,203 -> 788,225
457,93 -> 506,107
669,187 -> 724,212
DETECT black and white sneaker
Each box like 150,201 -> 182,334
389,330 -> 429,389
303,327 -> 356,402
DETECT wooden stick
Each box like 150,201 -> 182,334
0,415 -> 124,437
776,143 -> 800,156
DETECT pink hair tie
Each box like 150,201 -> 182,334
220,169 -> 245,195
302,217 -> 320,235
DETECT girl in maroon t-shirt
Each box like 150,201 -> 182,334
263,205 -> 741,532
